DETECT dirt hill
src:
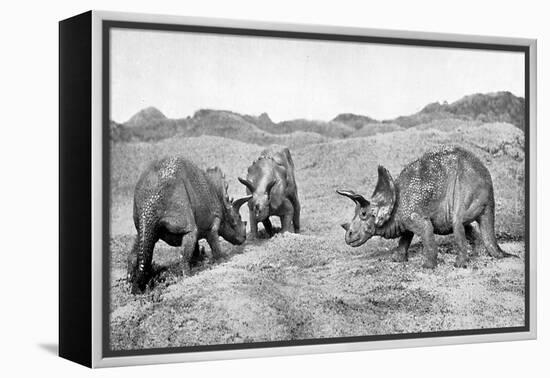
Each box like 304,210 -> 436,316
242,112 -> 275,129
390,92 -> 525,130
109,119 -> 526,350
274,119 -> 355,138
111,109 -> 330,147
349,122 -> 403,138
332,113 -> 379,130
110,92 -> 525,144
111,109 -> 374,143
191,109 -> 330,147
124,106 -> 167,128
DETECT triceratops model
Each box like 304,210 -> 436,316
238,146 -> 300,238
127,157 -> 251,293
337,146 -> 515,268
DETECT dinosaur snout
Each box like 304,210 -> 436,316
344,228 -> 359,245
343,222 -> 369,247
253,203 -> 269,221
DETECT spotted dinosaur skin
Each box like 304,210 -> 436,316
128,157 -> 251,293
238,146 -> 300,238
337,146 -> 515,268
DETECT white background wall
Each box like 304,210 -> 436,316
1,0 -> 546,376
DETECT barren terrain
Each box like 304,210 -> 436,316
109,108 -> 526,351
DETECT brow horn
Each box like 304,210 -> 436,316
232,195 -> 252,210
266,179 -> 276,194
336,189 -> 370,207
238,177 -> 256,193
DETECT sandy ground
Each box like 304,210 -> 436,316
108,123 -> 526,351
109,233 -> 525,350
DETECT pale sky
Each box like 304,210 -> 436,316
110,28 -> 525,124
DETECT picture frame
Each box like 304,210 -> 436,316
59,10 -> 537,368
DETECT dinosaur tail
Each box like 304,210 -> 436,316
479,202 -> 517,259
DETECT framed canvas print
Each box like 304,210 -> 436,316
59,10 -> 537,368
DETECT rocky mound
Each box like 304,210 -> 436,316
332,113 -> 379,130
124,106 -> 167,128
390,92 -> 525,130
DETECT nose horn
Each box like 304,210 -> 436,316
341,223 -> 350,231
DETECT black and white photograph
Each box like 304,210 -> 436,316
106,23 -> 528,354
4,0 -> 550,374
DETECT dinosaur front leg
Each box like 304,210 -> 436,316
279,199 -> 294,233
262,218 -> 274,236
189,241 -> 205,266
407,214 -> 438,269
392,231 -> 414,262
206,217 -> 223,260
249,210 -> 259,239
280,214 -> 293,234
289,194 -> 301,234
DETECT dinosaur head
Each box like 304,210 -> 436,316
238,176 -> 276,221
222,195 -> 252,244
337,166 -> 396,247
207,167 -> 251,245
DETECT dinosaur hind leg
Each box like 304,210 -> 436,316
465,223 -> 483,257
453,219 -> 470,268
132,223 -> 158,294
180,228 -> 198,276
